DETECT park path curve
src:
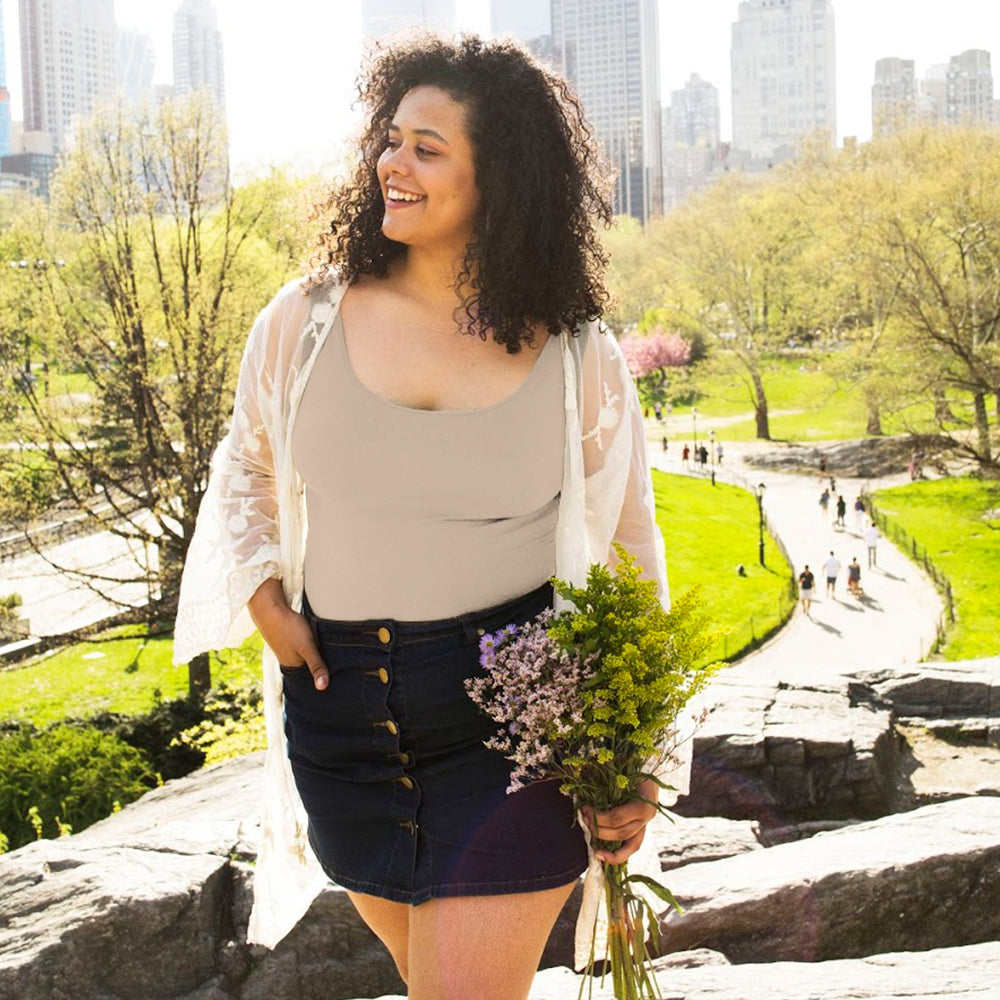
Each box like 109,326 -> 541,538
647,438 -> 944,687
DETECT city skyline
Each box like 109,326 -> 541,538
2,1 -> 999,174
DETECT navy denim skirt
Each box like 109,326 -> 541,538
280,580 -> 588,905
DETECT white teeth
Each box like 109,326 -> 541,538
388,187 -> 425,203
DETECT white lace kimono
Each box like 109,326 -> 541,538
172,275 -> 693,967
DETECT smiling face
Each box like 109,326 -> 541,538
376,85 -> 480,256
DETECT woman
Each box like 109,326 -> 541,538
172,33 -> 691,999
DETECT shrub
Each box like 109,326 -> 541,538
0,721 -> 157,850
174,680 -> 266,764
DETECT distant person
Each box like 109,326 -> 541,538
819,487 -> 831,520
716,441 -> 724,465
822,551 -> 841,598
653,401 -> 663,423
682,443 -> 690,469
853,495 -> 865,532
819,454 -> 827,475
699,444 -> 709,468
835,494 -> 847,528
847,557 -> 862,596
798,565 -> 815,615
662,435 -> 668,453
864,521 -> 881,568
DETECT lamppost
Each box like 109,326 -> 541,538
754,482 -> 767,566
8,258 -> 64,384
692,405 -> 698,467
709,428 -> 716,486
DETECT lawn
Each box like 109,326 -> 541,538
0,623 -> 262,725
644,354 -> 997,444
0,470 -> 792,725
869,478 -> 1000,661
652,469 -> 795,664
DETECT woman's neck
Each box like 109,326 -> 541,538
391,246 -> 476,320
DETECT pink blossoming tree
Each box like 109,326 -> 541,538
619,327 -> 691,405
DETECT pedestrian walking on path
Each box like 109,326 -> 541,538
682,444 -> 690,469
865,521 -> 881,568
798,565 -> 815,615
853,495 -> 865,532
835,495 -> 847,528
847,557 -> 862,597
715,441 -> 724,465
819,487 -> 830,521
822,551 -> 842,598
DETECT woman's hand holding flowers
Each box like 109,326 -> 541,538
582,777 -> 659,864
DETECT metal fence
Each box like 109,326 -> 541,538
861,487 -> 955,656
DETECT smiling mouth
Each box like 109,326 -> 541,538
385,187 -> 426,207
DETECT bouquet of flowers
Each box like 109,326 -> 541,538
466,543 -> 723,999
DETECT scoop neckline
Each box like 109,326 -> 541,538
336,310 -> 557,415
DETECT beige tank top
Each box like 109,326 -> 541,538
291,311 -> 565,620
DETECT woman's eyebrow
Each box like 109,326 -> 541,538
387,122 -> 450,145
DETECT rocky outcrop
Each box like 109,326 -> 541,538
743,435 -> 958,479
345,941 -> 1000,999
0,754 -> 406,1000
655,795 -> 1000,963
852,658 -> 1000,738
675,676 -> 902,824
529,940 -> 1000,999
2,675 -> 997,1000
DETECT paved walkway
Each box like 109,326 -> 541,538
647,436 -> 944,685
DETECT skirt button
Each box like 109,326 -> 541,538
395,776 -> 414,790
377,626 -> 391,644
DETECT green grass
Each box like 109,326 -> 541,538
1,471 -> 792,726
870,478 -> 1000,661
653,469 -> 795,664
646,355 -> 997,443
0,623 -> 262,725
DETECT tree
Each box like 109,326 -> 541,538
866,128 -> 1000,471
619,327 -> 691,405
655,174 -> 816,439
7,95 -> 296,693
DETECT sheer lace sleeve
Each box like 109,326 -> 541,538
171,282 -> 298,666
578,325 -> 692,799
579,325 -> 668,605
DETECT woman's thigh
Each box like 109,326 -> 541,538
406,881 -> 576,1000
346,891 -> 411,982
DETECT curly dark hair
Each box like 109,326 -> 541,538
304,31 -> 615,353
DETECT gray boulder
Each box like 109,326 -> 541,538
851,659 -> 1000,732
676,676 -> 901,824
655,795 -> 1000,963
525,940 -> 1000,999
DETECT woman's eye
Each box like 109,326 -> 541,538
384,139 -> 437,157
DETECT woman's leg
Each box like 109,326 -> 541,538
407,882 -> 576,1000
346,891 -> 411,984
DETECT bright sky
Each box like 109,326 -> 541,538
3,1 -> 999,176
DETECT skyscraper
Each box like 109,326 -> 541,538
551,0 -> 662,224
362,0 -> 456,40
0,0 -> 11,157
731,0 -> 837,161
872,58 -> 917,137
172,0 -> 226,110
662,73 -> 720,208
489,0 -> 554,63
945,49 -> 994,126
117,29 -> 156,106
18,0 -> 117,153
